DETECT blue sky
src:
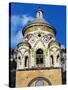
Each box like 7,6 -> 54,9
9,3 -> 66,48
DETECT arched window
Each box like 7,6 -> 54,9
25,56 -> 28,67
50,55 -> 54,65
35,80 -> 44,86
18,56 -> 21,65
57,54 -> 60,62
36,49 -> 43,64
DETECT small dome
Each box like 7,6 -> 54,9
22,8 -> 56,36
48,40 -> 60,48
17,42 -> 31,48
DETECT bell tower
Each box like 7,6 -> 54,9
16,8 -> 62,87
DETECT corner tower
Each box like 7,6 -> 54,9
16,8 -> 62,87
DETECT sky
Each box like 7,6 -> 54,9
9,3 -> 66,48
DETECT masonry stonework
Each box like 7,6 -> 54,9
16,68 -> 62,87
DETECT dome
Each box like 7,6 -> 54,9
22,9 -> 56,36
17,41 -> 31,48
48,40 -> 60,48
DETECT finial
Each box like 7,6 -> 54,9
36,7 -> 43,19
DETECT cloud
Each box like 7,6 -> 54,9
21,15 -> 34,26
10,15 -> 34,48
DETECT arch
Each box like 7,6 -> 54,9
36,48 -> 43,64
23,49 -> 30,55
34,39 -> 45,48
17,51 -> 23,65
56,54 -> 60,63
28,77 -> 52,86
50,55 -> 54,65
36,48 -> 43,54
24,56 -> 29,67
17,50 -> 23,58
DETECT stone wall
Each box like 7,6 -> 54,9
16,68 -> 62,87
